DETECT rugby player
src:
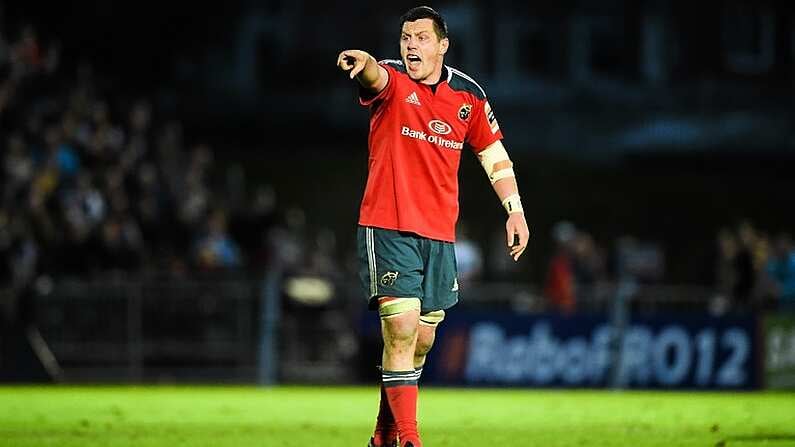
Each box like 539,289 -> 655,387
337,6 -> 530,447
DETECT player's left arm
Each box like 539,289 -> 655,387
466,95 -> 530,261
477,140 -> 530,261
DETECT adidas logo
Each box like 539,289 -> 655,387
405,91 -> 421,106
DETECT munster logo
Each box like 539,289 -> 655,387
428,119 -> 452,135
458,103 -> 472,121
380,271 -> 399,286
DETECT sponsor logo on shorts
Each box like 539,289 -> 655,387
428,119 -> 452,135
401,126 -> 463,150
452,277 -> 459,292
381,271 -> 399,286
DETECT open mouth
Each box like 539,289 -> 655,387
406,54 -> 421,69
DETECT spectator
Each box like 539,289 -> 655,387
10,25 -> 42,79
193,208 -> 242,271
96,213 -> 144,275
230,184 -> 277,270
268,206 -> 308,273
3,133 -> 34,204
544,221 -> 577,314
571,230 -> 606,308
733,221 -> 757,309
43,124 -> 80,180
713,228 -> 738,299
709,227 -> 738,314
765,233 -> 795,311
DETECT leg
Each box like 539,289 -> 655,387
414,310 -> 445,369
378,298 -> 423,447
357,227 -> 427,447
414,324 -> 435,369
381,306 -> 420,371
370,298 -> 422,447
376,307 -> 445,447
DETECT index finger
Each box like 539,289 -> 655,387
337,52 -> 351,67
510,225 -> 529,259
506,225 -> 516,247
512,245 -> 527,261
337,50 -> 357,64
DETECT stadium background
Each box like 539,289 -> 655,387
1,0 -> 794,397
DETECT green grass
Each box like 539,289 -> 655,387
0,386 -> 793,446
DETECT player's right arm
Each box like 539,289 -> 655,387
337,49 -> 388,94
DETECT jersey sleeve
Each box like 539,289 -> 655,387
359,62 -> 397,107
466,97 -> 504,153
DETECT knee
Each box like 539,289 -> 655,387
414,330 -> 435,358
382,313 -> 419,349
414,310 -> 444,357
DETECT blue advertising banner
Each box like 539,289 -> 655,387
420,312 -> 760,389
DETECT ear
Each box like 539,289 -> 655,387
439,37 -> 449,56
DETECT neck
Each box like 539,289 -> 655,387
420,64 -> 445,85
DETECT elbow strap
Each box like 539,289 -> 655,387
491,167 -> 516,183
479,141 -> 515,184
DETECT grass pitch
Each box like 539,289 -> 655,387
0,386 -> 793,446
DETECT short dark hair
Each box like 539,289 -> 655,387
400,6 -> 448,40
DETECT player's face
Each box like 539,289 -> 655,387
400,18 -> 449,83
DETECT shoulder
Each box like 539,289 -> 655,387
445,65 -> 487,100
378,59 -> 407,74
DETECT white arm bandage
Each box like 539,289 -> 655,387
478,140 -> 515,185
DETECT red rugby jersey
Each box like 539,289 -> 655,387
357,60 -> 503,242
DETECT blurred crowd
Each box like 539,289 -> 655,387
713,221 -> 795,312
456,218 -> 794,315
1,22 -> 793,319
541,221 -> 611,314
454,220 -> 614,314
536,219 -> 795,314
0,22 -> 306,299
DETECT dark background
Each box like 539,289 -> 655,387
2,0 -> 794,385
2,0 -> 794,284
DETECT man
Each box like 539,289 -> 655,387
337,6 -> 530,447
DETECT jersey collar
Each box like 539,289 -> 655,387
428,66 -> 449,94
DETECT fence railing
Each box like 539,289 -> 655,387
5,276 -> 748,384
33,279 -> 259,383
